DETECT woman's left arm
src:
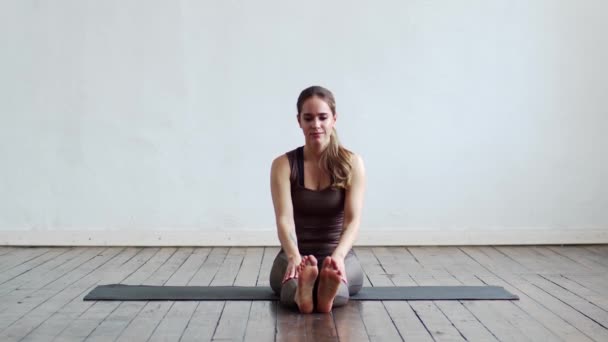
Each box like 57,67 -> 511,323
333,154 -> 366,261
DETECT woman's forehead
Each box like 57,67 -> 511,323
300,97 -> 332,114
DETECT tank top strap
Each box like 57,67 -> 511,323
296,146 -> 304,186
286,147 -> 304,186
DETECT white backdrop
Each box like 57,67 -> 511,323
1,0 -> 607,245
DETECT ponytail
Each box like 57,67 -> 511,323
319,128 -> 353,189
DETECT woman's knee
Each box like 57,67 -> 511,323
332,282 -> 350,307
269,251 -> 289,294
345,254 -> 364,295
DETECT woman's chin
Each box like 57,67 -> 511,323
306,138 -> 329,148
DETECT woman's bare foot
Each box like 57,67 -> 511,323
295,255 -> 318,314
317,257 -> 343,313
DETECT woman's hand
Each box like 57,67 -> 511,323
331,254 -> 348,284
282,255 -> 302,283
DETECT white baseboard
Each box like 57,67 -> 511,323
1,229 -> 606,246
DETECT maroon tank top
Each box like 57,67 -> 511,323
286,147 -> 346,258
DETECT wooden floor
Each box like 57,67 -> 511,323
0,245 -> 606,341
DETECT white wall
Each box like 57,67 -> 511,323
1,0 -> 607,245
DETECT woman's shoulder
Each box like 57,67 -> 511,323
271,147 -> 300,174
272,147 -> 299,163
342,147 -> 364,165
341,148 -> 365,179
350,151 -> 364,164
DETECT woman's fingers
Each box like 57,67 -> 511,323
331,257 -> 347,283
283,262 -> 299,283
286,268 -> 291,279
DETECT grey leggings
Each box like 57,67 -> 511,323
269,250 -> 364,308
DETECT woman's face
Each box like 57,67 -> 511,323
297,96 -> 336,147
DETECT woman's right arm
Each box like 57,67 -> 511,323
270,155 -> 301,278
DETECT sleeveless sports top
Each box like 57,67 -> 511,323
286,146 -> 346,259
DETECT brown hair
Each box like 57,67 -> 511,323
296,85 -> 354,189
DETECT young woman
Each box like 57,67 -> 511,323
269,85 -> 366,313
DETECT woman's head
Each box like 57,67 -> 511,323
295,85 -> 353,188
296,86 -> 337,148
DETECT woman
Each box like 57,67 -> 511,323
269,85 -> 366,313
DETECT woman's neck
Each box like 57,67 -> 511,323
303,143 -> 326,163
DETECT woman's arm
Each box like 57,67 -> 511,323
333,154 -> 366,260
270,155 -> 301,268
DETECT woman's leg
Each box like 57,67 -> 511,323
269,251 -> 297,307
269,251 -> 319,312
329,252 -> 365,307
345,251 -> 364,295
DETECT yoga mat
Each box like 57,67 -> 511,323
83,284 -> 519,301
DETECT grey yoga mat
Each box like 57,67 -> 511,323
83,284 -> 519,301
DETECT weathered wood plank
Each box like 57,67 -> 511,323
147,301 -> 199,342
256,246 -> 279,287
304,313 -> 339,342
0,247 -> 18,256
0,247 -> 126,331
0,248 -> 71,285
563,275 -> 608,298
179,302 -> 225,342
541,274 -> 608,311
212,301 -> 253,341
334,301 -> 370,342
0,247 -> 98,298
0,246 -> 606,342
234,247 -> 264,286
78,248 -> 180,342
188,247 -> 229,286
547,246 -> 608,275
244,301 -> 277,342
21,248 -> 160,342
210,247 -> 246,286
391,248 -> 493,341
275,304 -> 307,341
356,247 -> 392,287
0,248 -> 141,341
465,246 -> 608,341
522,274 -> 608,327
359,301 -> 403,341
113,248 -> 195,342
0,248 -> 52,273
